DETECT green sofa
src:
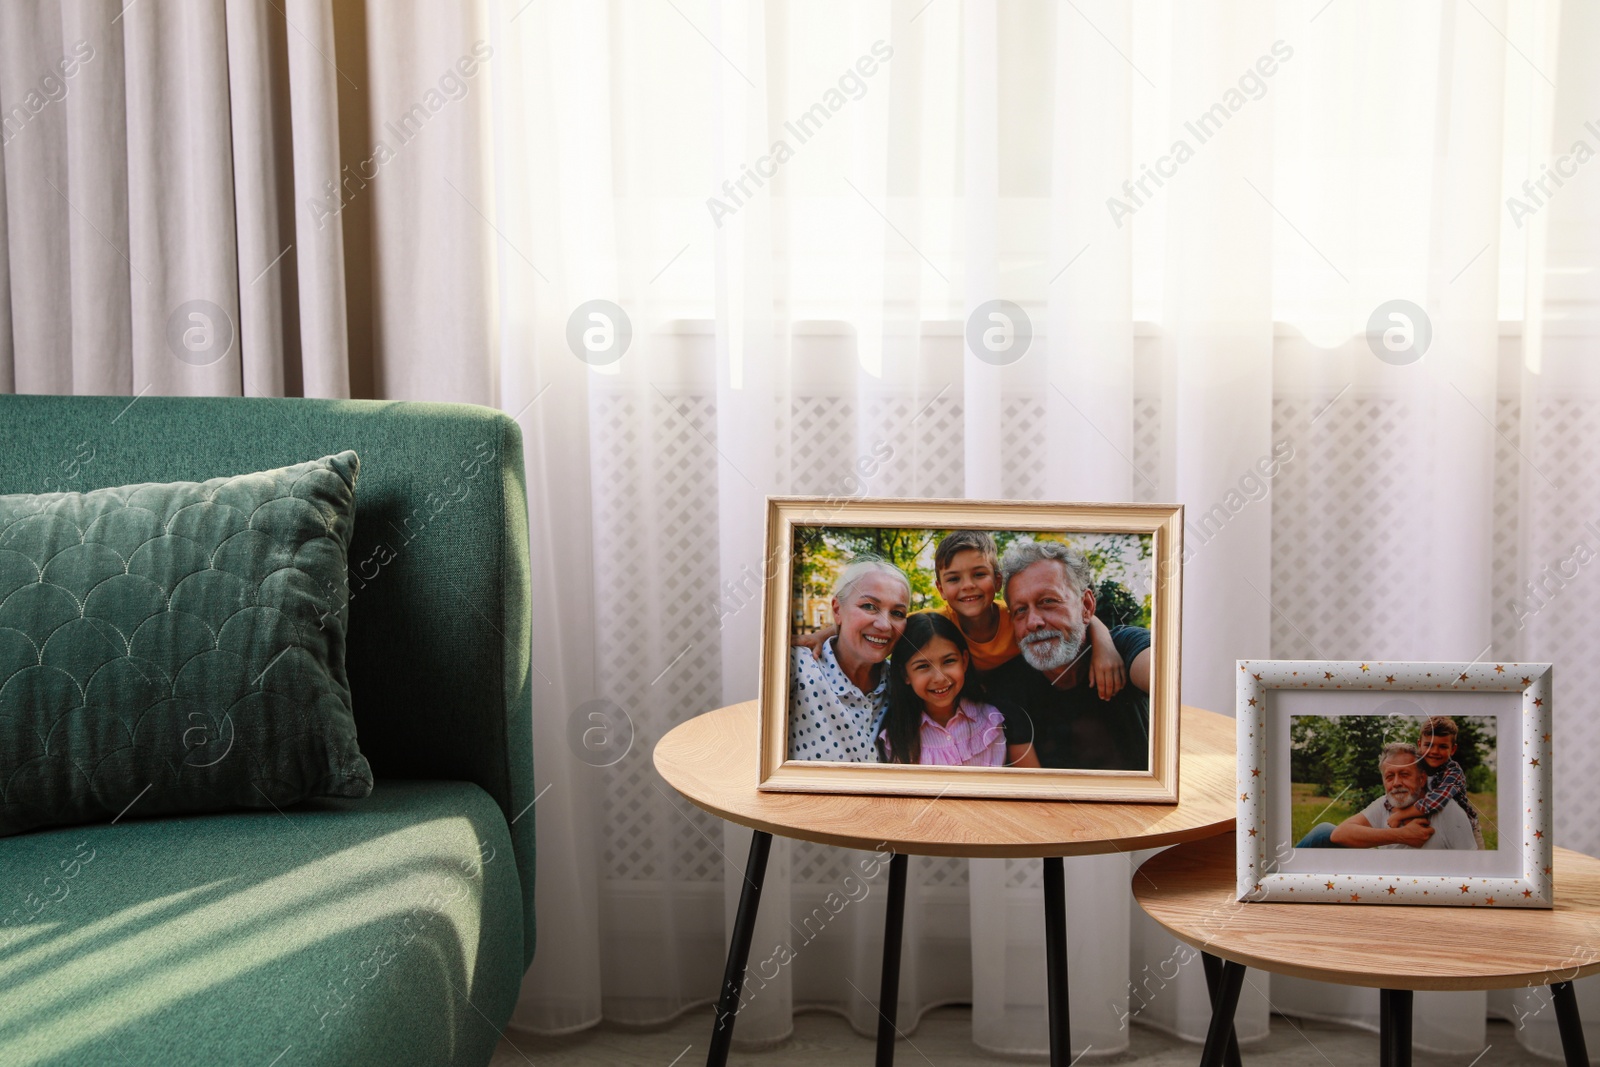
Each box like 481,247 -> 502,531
0,396 -> 536,1066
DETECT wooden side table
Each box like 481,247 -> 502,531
1133,832 -> 1600,1067
653,701 -> 1238,1067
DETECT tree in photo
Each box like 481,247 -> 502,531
791,526 -> 941,615
997,530 -> 1153,627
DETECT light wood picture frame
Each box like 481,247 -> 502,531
1237,660 -> 1554,907
756,497 -> 1183,802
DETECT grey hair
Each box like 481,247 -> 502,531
832,555 -> 911,603
1379,741 -> 1422,771
999,538 -> 1094,599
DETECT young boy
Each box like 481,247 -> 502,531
930,530 -> 1127,698
1386,715 -> 1486,850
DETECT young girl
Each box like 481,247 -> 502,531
877,612 -> 1040,768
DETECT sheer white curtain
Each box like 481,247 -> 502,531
479,0 -> 1597,1057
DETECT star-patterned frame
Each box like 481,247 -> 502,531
1236,659 -> 1553,908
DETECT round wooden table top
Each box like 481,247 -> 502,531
1134,833 -> 1600,990
652,701 -> 1236,858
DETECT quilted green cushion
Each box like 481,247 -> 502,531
0,453 -> 373,837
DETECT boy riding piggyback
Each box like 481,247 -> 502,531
1384,715 -> 1486,850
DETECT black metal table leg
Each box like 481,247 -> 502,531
1552,981 -> 1590,1067
874,853 -> 909,1066
1380,989 -> 1413,1067
1393,990 -> 1413,1067
1199,959 -> 1246,1067
706,830 -> 773,1067
1380,988 -> 1393,1067
1200,952 -> 1244,1067
1043,856 -> 1071,1065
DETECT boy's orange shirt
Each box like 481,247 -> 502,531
934,600 -> 1020,672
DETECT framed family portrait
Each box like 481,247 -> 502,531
1236,660 -> 1554,907
755,497 -> 1183,802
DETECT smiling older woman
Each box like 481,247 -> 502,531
788,556 -> 912,762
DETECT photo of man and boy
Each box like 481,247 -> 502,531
786,526 -> 1153,772
1292,712 -> 1495,851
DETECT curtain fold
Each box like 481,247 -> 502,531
361,1 -> 495,403
4,0 -> 1599,1059
123,1 -> 240,396
58,0 -> 130,394
283,0 -> 350,397
225,0 -> 295,396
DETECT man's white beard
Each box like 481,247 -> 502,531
1020,623 -> 1086,673
1386,785 -> 1418,809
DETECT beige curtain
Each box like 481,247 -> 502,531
0,0 -> 350,397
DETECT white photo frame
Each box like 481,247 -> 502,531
1237,660 -> 1553,908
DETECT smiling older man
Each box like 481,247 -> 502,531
1298,741 -> 1479,849
984,539 -> 1152,770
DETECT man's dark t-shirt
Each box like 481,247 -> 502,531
984,625 -> 1151,771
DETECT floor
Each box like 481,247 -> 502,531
488,1005 -> 1555,1065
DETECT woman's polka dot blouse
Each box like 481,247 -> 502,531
787,638 -> 888,762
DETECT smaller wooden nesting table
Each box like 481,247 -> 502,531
1134,833 -> 1600,1067
654,701 -> 1239,1067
